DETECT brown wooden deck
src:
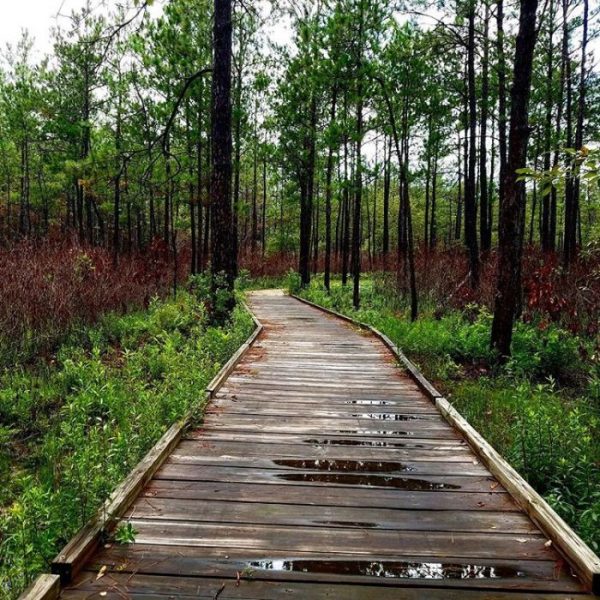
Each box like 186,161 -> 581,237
58,290 -> 592,599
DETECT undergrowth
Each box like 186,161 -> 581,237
297,275 -> 600,551
0,286 -> 254,598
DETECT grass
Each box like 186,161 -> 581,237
0,286 -> 254,599
297,274 -> 600,552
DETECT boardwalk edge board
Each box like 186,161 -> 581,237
292,292 -> 600,595
18,574 -> 60,600
18,302 -> 263,599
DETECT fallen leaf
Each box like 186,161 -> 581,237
96,565 -> 107,580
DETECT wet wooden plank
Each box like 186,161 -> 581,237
161,453 -> 492,476
177,438 -> 476,461
113,520 -> 552,561
153,463 -> 503,493
142,479 -> 520,512
84,545 -> 582,593
60,572 -> 589,599
125,498 -> 533,533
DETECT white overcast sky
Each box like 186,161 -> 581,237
0,1 -> 182,61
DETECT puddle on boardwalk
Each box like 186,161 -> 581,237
350,413 -> 423,421
273,459 -> 416,473
344,400 -> 392,405
338,429 -> 415,436
276,472 -> 460,490
304,438 -> 426,449
246,559 -> 525,580
315,520 -> 378,528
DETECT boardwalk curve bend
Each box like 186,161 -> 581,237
29,290 -> 599,599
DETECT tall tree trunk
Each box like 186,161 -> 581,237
232,66 -> 242,269
19,137 -> 30,237
251,103 -> 258,252
491,0 -> 539,358
113,128 -> 121,265
382,135 -> 391,261
479,0 -> 491,253
564,0 -> 588,266
324,86 -> 337,291
541,0 -> 555,251
497,0 -> 508,212
430,149 -> 438,248
210,0 -> 236,322
299,95 -> 317,286
262,154 -> 267,256
351,0 -> 365,309
465,2 -> 480,286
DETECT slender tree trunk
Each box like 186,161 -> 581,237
232,66 -> 242,268
430,150 -> 438,248
299,95 -> 317,286
382,135 -> 391,261
491,0 -> 539,358
541,0 -> 555,251
262,154 -> 267,256
497,0 -> 508,211
564,0 -> 588,265
465,2 -> 480,286
210,0 -> 235,322
324,86 -> 337,291
480,1 -> 491,253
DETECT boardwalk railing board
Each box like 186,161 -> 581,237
18,575 -> 60,600
21,302 -> 263,597
292,293 -> 600,595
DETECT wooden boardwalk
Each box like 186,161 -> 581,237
58,290 -> 592,599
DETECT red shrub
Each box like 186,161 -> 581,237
0,236 -> 187,363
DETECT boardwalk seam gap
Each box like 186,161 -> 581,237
292,292 -> 600,595
17,301 -> 263,599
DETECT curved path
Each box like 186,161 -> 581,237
59,290 -> 591,598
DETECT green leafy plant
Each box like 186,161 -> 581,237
114,522 -> 138,545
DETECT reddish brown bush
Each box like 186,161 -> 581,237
0,237 -> 188,365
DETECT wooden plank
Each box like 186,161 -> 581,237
126,497 -> 533,533
84,545 -> 583,593
142,480 -> 520,512
177,438 -> 475,461
161,453 -> 491,476
18,574 -> 61,600
59,572 -> 590,599
153,463 -> 503,493
117,519 -> 552,561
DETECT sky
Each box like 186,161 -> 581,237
0,0 -> 173,61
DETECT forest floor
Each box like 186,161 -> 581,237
296,275 -> 600,553
0,287 -> 254,599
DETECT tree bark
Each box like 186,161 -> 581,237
210,0 -> 236,322
491,0 -> 539,358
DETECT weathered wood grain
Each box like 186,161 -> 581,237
51,290 -> 595,599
